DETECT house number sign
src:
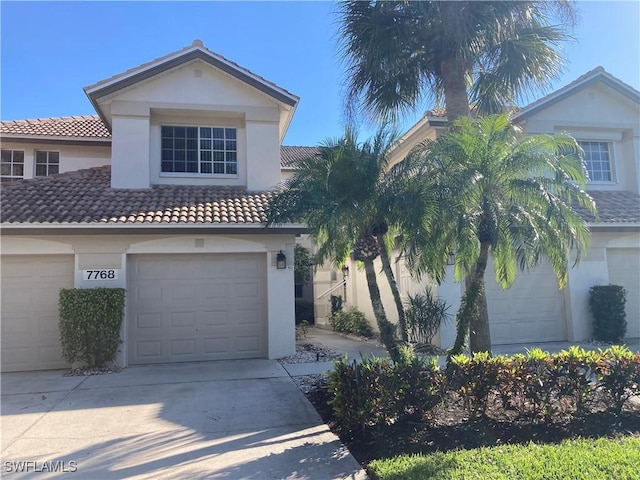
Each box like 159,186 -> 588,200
82,269 -> 119,281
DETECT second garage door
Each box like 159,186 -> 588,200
607,248 -> 640,339
128,253 -> 267,365
485,259 -> 567,345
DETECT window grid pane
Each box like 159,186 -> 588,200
1,149 -> 25,181
35,150 -> 60,177
580,141 -> 612,182
161,126 -> 237,175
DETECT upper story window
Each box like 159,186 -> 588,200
579,141 -> 613,182
1,149 -> 24,182
35,150 -> 60,177
161,126 -> 237,175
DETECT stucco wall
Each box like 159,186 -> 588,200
0,141 -> 110,179
1,232 -> 296,365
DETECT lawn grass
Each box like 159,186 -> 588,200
368,436 -> 640,480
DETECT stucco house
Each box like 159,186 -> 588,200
315,67 -> 640,348
0,40 -> 313,372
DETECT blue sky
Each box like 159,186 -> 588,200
1,1 -> 638,146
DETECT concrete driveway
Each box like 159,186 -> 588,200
1,360 -> 367,480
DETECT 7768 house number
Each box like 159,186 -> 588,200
82,269 -> 119,281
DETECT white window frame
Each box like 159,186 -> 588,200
578,140 -> 616,184
160,125 -> 238,177
34,150 -> 60,177
1,149 -> 25,182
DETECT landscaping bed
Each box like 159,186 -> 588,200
300,347 -> 640,478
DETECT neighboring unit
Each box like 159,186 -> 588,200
315,67 -> 640,347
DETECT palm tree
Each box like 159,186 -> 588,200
338,1 -> 576,123
266,130 -> 434,360
407,114 -> 596,354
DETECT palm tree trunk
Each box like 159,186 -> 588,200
468,242 -> 492,354
363,258 -> 401,363
440,57 -> 470,123
376,234 -> 408,342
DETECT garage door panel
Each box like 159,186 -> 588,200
128,253 -> 267,364
1,255 -> 73,372
608,249 -> 640,339
486,259 -> 566,345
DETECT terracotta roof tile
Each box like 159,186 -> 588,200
0,115 -> 111,138
280,146 -> 319,168
577,190 -> 640,224
0,166 -> 275,225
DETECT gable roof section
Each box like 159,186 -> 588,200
280,146 -> 319,168
84,40 -> 299,114
1,166 -> 276,226
512,67 -> 640,123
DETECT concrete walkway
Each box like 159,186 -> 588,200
1,360 -> 367,479
282,326 -> 640,376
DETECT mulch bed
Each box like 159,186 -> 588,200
304,381 -> 640,466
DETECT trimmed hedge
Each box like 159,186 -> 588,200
327,346 -> 640,435
59,288 -> 126,368
589,285 -> 627,343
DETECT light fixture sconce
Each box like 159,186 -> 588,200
276,250 -> 287,269
342,265 -> 349,277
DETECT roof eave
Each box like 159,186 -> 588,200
1,222 -> 308,235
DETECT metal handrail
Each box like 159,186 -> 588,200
316,279 -> 346,299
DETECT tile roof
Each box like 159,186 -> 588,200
0,116 -> 312,168
280,146 -> 319,168
579,190 -> 640,224
2,165 -> 637,227
0,166 -> 276,225
0,115 -> 111,138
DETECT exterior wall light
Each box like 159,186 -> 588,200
342,265 -> 349,277
276,250 -> 287,269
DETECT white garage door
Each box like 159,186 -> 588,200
486,259 -> 567,345
1,255 -> 74,372
607,248 -> 640,339
128,253 -> 267,365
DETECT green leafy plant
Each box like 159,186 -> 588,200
294,244 -> 313,286
596,345 -> 640,415
553,346 -> 598,417
405,288 -> 451,346
589,285 -> 627,343
330,294 -> 343,315
330,306 -> 373,338
448,352 -> 502,418
59,288 -> 126,368
295,299 -> 315,325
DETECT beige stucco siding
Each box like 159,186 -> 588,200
1,232 -> 296,370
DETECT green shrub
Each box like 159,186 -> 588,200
596,345 -> 640,415
448,352 -> 502,418
553,346 -> 598,417
589,285 -> 627,343
330,294 -> 343,314
327,354 -> 442,435
330,306 -> 373,338
59,288 -> 126,368
405,288 -> 451,345
295,299 -> 315,325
